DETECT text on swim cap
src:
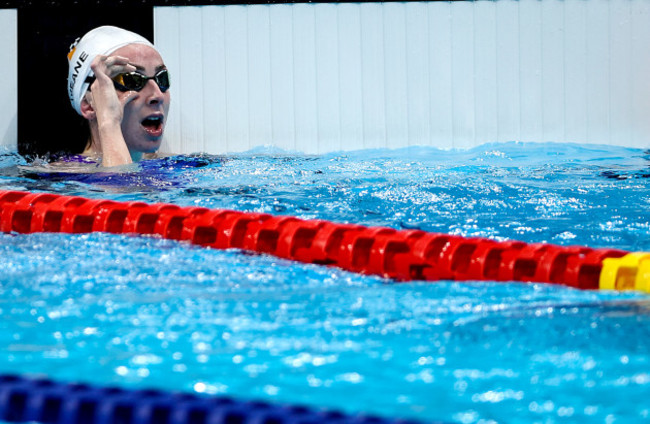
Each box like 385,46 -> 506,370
68,51 -> 89,103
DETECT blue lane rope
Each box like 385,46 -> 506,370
0,374 -> 437,424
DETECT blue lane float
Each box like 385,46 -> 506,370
0,374 -> 434,424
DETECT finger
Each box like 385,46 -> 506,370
107,64 -> 137,79
104,55 -> 130,66
104,57 -> 136,76
121,90 -> 137,106
94,56 -> 134,74
90,55 -> 119,78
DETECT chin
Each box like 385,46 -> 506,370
131,139 -> 163,154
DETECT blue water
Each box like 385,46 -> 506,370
1,142 -> 650,423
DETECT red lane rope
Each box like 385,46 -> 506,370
0,190 -> 627,289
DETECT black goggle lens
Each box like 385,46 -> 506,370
113,69 -> 170,93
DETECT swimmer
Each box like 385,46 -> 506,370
67,26 -> 170,167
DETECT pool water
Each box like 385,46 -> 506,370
1,142 -> 649,423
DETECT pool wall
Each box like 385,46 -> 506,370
0,8 -> 16,152
2,0 -> 650,154
155,0 -> 650,154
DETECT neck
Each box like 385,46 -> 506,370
82,136 -> 101,159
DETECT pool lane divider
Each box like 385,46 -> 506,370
0,374 -> 430,424
0,189 -> 649,293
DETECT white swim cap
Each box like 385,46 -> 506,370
67,25 -> 156,115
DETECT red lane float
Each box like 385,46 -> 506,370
0,190 -> 628,289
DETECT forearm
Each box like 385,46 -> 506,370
96,120 -> 132,167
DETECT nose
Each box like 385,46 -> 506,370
144,79 -> 165,105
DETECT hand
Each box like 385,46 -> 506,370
88,55 -> 137,126
86,55 -> 136,167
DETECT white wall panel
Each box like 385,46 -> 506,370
519,0 -> 543,142
360,3 -> 386,149
630,0 -> 650,146
585,0 -> 610,145
609,0 -> 632,145
428,2 -> 453,148
0,9 -> 17,151
224,6 -> 250,152
406,2 -> 431,147
473,1 -> 498,146
564,0 -> 588,144
155,8 -> 182,154
248,6 -> 273,151
495,0 -> 521,144
451,2 -> 475,148
541,0 -> 565,142
201,7 -> 228,154
315,3 -> 341,153
383,2 -> 409,149
269,5 -> 296,150
292,4 -> 319,153
179,7 -> 205,154
155,0 -> 650,154
338,4 -> 363,153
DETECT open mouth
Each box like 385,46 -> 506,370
141,115 -> 164,138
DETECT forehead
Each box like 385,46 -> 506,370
111,44 -> 165,72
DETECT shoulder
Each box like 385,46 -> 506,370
20,154 -> 101,174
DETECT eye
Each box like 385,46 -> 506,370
156,70 -> 170,91
121,73 -> 146,89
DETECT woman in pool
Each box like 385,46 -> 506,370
67,26 -> 170,167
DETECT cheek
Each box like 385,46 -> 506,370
120,93 -> 140,118
119,91 -> 142,114
120,103 -> 141,133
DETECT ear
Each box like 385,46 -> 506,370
80,93 -> 96,120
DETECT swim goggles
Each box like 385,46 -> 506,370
85,69 -> 170,93
113,69 -> 170,92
